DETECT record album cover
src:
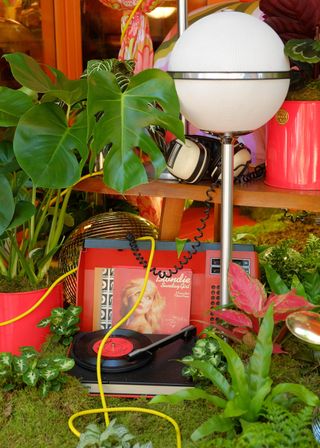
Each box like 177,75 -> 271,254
111,267 -> 192,334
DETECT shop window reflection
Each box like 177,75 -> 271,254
0,1 -> 49,87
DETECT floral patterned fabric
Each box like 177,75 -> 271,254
98,0 -> 164,72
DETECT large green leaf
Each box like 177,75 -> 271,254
264,264 -> 289,294
0,174 -> 14,235
269,383 -> 319,407
302,270 -> 320,304
7,200 -> 36,231
291,274 -> 307,298
3,53 -> 53,92
41,68 -> 87,107
87,69 -> 184,192
0,87 -> 33,127
247,306 -> 273,399
150,387 -> 226,408
209,332 -> 250,404
188,359 -> 233,400
13,103 -> 88,188
223,397 -> 247,418
0,140 -> 20,174
245,378 -> 273,422
191,414 -> 235,441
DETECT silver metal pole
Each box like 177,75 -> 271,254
177,0 -> 188,132
177,0 -> 188,36
220,133 -> 234,307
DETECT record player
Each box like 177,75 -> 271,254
69,325 -> 197,397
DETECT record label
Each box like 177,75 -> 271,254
93,337 -> 134,357
71,328 -> 153,373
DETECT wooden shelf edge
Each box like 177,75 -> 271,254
73,176 -> 320,212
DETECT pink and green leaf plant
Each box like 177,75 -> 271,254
213,263 -> 314,351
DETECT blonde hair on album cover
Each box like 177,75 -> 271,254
120,277 -> 165,333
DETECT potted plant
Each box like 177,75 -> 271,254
0,52 -> 183,353
260,0 -> 320,190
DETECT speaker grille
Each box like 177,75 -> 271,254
59,212 -> 158,304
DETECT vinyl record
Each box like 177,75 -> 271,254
71,329 -> 153,373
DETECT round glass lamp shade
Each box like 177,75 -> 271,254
168,11 -> 290,133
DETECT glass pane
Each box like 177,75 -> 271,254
0,0 -> 55,87
81,0 -> 208,70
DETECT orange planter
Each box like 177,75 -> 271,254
265,100 -> 320,190
0,284 -> 63,354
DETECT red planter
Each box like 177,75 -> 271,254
0,284 -> 63,354
265,100 -> 320,190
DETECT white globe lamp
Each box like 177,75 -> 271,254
168,11 -> 290,306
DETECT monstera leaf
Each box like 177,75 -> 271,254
3,52 -> 54,92
13,103 -> 88,188
87,68 -> 184,193
0,87 -> 34,127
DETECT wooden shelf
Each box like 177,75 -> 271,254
74,176 -> 320,240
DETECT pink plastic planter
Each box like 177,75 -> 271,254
0,284 -> 63,354
265,100 -> 320,190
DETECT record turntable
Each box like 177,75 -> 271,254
69,325 -> 197,396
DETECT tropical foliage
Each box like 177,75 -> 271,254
181,327 -> 227,383
196,403 -> 318,448
260,0 -> 320,98
212,262 -> 313,349
151,307 -> 319,442
260,234 -> 320,305
0,52 -> 183,288
37,305 -> 82,346
0,346 -> 74,397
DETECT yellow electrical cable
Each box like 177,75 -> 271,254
49,171 -> 104,206
68,236 -> 182,447
120,0 -> 145,44
0,232 -> 182,445
0,268 -> 78,326
68,407 -> 181,445
97,235 -> 155,426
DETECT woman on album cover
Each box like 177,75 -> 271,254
120,278 -> 165,334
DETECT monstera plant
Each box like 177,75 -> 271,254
2,52 -> 183,193
0,53 -> 183,287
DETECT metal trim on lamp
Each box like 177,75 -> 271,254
170,71 -> 290,80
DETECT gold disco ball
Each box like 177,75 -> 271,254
59,211 -> 158,304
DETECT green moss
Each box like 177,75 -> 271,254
0,336 -> 319,448
0,268 -> 62,293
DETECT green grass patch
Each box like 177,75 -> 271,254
0,336 -> 319,448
